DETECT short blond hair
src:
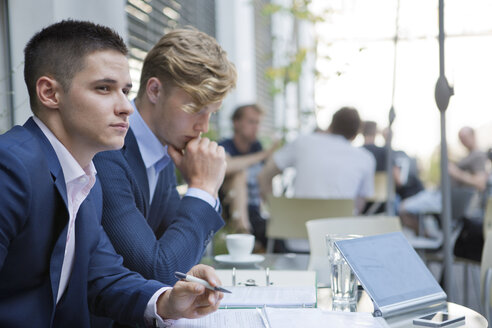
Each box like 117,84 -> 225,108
137,28 -> 237,113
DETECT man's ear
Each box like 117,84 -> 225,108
146,77 -> 162,104
36,76 -> 61,109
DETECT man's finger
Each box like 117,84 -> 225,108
167,145 -> 183,166
188,264 -> 221,287
194,303 -> 220,317
197,137 -> 210,150
175,280 -> 205,295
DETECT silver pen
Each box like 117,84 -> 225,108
174,271 -> 232,293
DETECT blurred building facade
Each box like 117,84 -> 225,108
0,0 -> 316,141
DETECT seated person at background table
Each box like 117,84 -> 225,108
258,107 -> 375,214
362,121 -> 424,205
380,127 -> 425,214
218,104 -> 279,250
454,147 -> 492,262
399,126 -> 488,233
93,28 -> 237,285
0,20 -> 223,327
361,120 -> 386,172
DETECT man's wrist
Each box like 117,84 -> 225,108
187,183 -> 216,198
156,289 -> 172,320
145,287 -> 174,327
185,187 -> 220,211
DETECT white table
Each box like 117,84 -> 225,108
204,253 -> 488,327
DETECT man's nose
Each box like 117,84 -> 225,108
195,113 -> 210,133
116,94 -> 133,117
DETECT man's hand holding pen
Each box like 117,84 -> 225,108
157,264 -> 225,319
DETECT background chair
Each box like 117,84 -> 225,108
480,230 -> 492,324
305,215 -> 402,286
306,216 -> 402,257
265,196 -> 354,253
365,172 -> 389,215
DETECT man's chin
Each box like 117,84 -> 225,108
102,139 -> 125,152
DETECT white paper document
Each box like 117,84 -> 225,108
266,308 -> 389,328
219,286 -> 317,308
174,308 -> 389,328
173,309 -> 262,328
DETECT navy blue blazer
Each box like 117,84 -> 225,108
93,128 -> 224,284
0,118 -> 165,327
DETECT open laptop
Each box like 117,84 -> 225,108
335,232 -> 447,318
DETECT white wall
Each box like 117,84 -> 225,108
216,0 -> 257,137
8,0 -> 127,125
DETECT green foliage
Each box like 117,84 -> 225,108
262,0 -> 327,96
201,128 -> 219,142
262,0 -> 329,23
420,149 -> 441,188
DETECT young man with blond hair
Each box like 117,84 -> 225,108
0,20 -> 223,327
94,28 -> 237,284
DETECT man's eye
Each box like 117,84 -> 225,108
122,88 -> 131,96
96,86 -> 110,92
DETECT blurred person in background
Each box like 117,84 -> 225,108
399,126 -> 487,234
362,121 -> 386,172
259,107 -> 375,215
219,104 -> 280,251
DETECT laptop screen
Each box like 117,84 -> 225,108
336,232 -> 445,309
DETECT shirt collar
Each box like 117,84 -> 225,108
129,100 -> 170,174
32,115 -> 96,183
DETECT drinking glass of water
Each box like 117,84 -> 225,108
325,234 -> 361,308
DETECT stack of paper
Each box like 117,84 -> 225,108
174,308 -> 389,328
214,269 -> 317,308
220,286 -> 317,308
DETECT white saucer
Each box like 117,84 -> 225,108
214,254 -> 265,265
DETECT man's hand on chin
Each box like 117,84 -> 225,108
167,137 -> 226,199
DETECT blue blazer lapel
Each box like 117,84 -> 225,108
123,128 -> 151,208
24,118 -> 68,207
24,117 -> 70,304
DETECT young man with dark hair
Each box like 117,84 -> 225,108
219,104 -> 279,248
0,20 -> 223,327
361,120 -> 387,172
259,106 -> 375,214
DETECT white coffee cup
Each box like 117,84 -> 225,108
226,234 -> 255,260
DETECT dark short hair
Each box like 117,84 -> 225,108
24,19 -> 128,110
362,121 -> 377,137
330,107 -> 361,140
231,104 -> 264,122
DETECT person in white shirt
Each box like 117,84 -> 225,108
259,107 -> 376,214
